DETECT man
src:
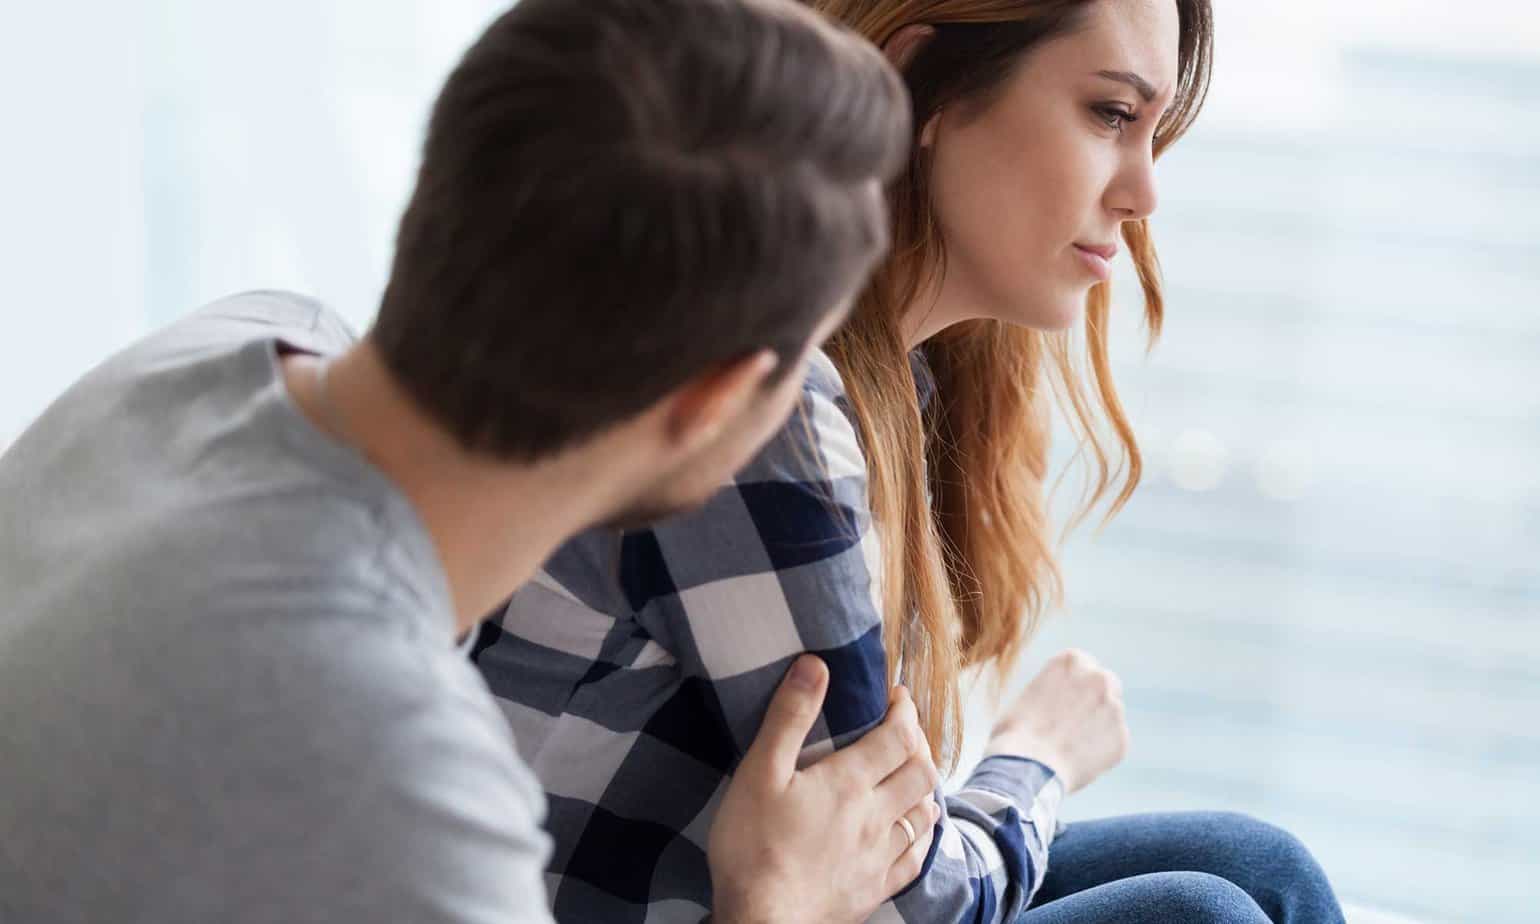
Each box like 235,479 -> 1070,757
0,0 -> 940,920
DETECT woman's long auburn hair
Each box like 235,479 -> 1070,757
809,0 -> 1214,768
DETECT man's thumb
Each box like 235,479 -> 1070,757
741,655 -> 828,785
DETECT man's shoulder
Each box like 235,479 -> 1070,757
168,289 -> 358,355
40,289 -> 358,425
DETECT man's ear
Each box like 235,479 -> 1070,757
881,24 -> 941,148
663,349 -> 779,452
882,23 -> 935,72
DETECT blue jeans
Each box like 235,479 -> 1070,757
1019,811 -> 1347,923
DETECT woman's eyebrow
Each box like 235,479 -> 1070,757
1094,69 -> 1157,102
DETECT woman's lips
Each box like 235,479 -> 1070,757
1073,243 -> 1115,281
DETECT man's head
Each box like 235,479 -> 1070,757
371,0 -> 909,517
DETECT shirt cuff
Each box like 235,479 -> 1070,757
962,754 -> 1066,845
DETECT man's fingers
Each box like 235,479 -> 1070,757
740,655 -> 828,785
874,753 -> 939,820
883,799 -> 940,896
821,687 -> 923,787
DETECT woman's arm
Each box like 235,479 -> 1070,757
711,656 -> 941,924
630,352 -> 1065,922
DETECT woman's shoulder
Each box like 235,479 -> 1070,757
524,348 -> 873,621
738,347 -> 866,487
803,346 -> 847,404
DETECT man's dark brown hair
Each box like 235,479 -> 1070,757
371,0 -> 910,460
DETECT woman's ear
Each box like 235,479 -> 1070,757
881,24 -> 941,149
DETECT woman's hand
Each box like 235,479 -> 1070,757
708,655 -> 942,924
985,648 -> 1130,796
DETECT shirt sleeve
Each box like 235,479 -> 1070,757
622,352 -> 1063,923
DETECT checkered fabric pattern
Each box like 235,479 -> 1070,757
475,349 -> 1064,923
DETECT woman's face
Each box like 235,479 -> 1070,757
917,0 -> 1181,339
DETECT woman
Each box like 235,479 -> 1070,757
477,1 -> 1347,921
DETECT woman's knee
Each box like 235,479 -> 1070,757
1136,871 -> 1271,923
1197,811 -> 1343,922
1205,811 -> 1329,880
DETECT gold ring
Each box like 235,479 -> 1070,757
896,815 -> 917,849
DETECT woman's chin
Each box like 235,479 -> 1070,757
998,296 -> 1085,333
966,281 -> 1090,333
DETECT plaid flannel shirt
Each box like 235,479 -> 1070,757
474,349 -> 1064,923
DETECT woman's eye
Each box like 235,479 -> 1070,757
1094,105 -> 1139,134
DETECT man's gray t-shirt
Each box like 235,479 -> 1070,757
0,292 -> 553,922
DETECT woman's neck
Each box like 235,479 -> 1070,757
899,267 -> 979,349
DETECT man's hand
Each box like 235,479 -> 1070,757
708,655 -> 941,924
985,648 -> 1130,795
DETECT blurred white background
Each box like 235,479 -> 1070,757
1,3 -> 1535,922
